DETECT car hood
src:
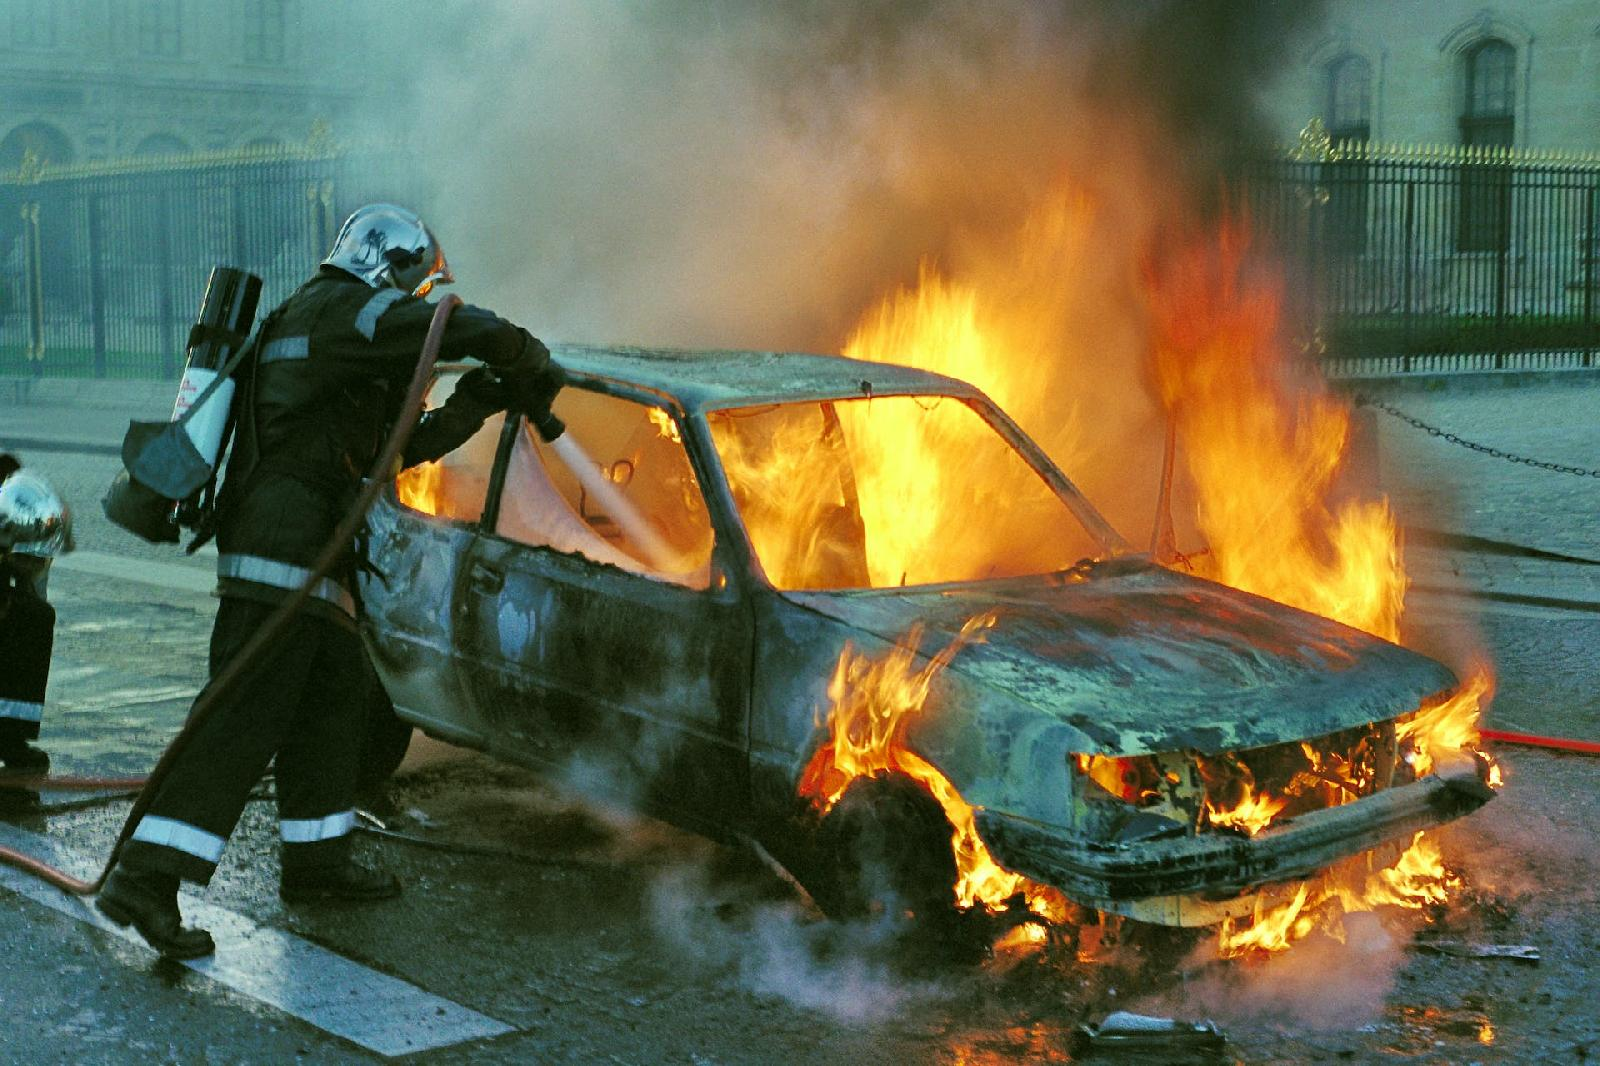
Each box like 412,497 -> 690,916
785,557 -> 1455,757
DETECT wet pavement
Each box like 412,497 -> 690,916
2,376 -> 1599,1063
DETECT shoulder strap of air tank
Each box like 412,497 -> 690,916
179,306 -> 284,555
170,318 -> 270,431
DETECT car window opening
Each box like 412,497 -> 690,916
708,396 -> 1103,591
497,389 -> 715,589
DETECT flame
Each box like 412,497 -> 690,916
1217,831 -> 1457,957
396,460 -> 443,516
1144,223 -> 1407,642
1398,664 -> 1496,777
798,614 -> 1074,924
1203,774 -> 1290,838
647,405 -> 682,444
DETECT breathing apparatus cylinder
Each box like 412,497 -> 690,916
170,267 -> 262,520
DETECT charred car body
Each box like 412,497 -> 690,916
358,347 -> 1495,925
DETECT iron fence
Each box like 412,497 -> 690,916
0,146 -> 421,379
5,127 -> 1600,378
1246,127 -> 1600,364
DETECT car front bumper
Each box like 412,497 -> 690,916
975,752 -> 1495,923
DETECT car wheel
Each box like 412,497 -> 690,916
813,773 -> 959,924
357,683 -> 413,796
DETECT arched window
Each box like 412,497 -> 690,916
0,122 -> 75,171
1458,39 -> 1515,253
1326,55 -> 1371,144
134,133 -> 190,158
1462,39 -> 1515,146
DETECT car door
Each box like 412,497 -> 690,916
454,388 -> 751,830
363,372 -> 509,747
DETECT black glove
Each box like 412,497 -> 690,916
511,354 -> 566,442
522,360 -> 566,412
451,366 -> 514,415
490,330 -> 566,441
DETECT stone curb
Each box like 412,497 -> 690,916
1,378 -> 174,412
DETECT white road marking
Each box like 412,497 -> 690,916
54,549 -> 215,595
0,822 -> 516,1057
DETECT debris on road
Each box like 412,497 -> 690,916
1413,940 -> 1541,964
1072,1010 -> 1226,1057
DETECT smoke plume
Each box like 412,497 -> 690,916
387,0 -> 1321,351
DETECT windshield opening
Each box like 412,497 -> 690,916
708,395 -> 1104,591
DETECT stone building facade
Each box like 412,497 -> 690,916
1264,1 -> 1600,153
0,0 -> 401,169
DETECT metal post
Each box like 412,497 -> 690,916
1402,181 -> 1415,373
21,202 -> 44,378
87,194 -> 108,378
1585,184 -> 1596,368
155,188 -> 177,377
1493,172 -> 1510,369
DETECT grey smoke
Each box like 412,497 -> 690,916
377,0 -> 1324,352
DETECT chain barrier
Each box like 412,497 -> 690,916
1356,396 -> 1600,479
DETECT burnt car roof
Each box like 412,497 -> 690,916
549,344 -> 977,412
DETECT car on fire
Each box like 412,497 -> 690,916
356,347 -> 1496,927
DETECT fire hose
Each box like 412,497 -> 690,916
0,294 -> 462,896
1480,729 -> 1600,756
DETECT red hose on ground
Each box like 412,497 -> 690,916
0,294 -> 461,896
1481,728 -> 1600,756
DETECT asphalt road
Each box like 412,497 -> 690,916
1,383 -> 1598,1064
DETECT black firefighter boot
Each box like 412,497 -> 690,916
96,865 -> 215,959
280,859 -> 401,904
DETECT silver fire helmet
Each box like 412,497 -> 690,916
322,203 -> 454,297
0,470 -> 73,558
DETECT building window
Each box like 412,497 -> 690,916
0,123 -> 75,171
1326,55 -> 1371,144
244,0 -> 286,64
137,0 -> 182,58
12,7 -> 61,49
1458,39 -> 1515,253
1322,55 -> 1372,256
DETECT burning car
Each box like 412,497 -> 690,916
357,347 -> 1496,929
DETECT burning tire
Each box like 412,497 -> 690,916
812,773 -> 959,923
357,684 -> 412,796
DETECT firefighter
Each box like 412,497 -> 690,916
96,204 -> 565,958
0,455 -> 70,774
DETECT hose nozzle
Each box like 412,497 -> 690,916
530,410 -> 565,442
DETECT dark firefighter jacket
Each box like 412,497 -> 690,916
214,266 -> 546,627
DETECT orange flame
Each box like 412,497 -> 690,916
1399,664 -> 1496,778
1217,831 -> 1457,957
1144,223 -> 1407,642
798,614 -> 1073,923
396,460 -> 443,516
1203,775 -> 1290,838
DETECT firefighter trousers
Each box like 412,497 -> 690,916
119,597 -> 369,884
0,567 -> 53,751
